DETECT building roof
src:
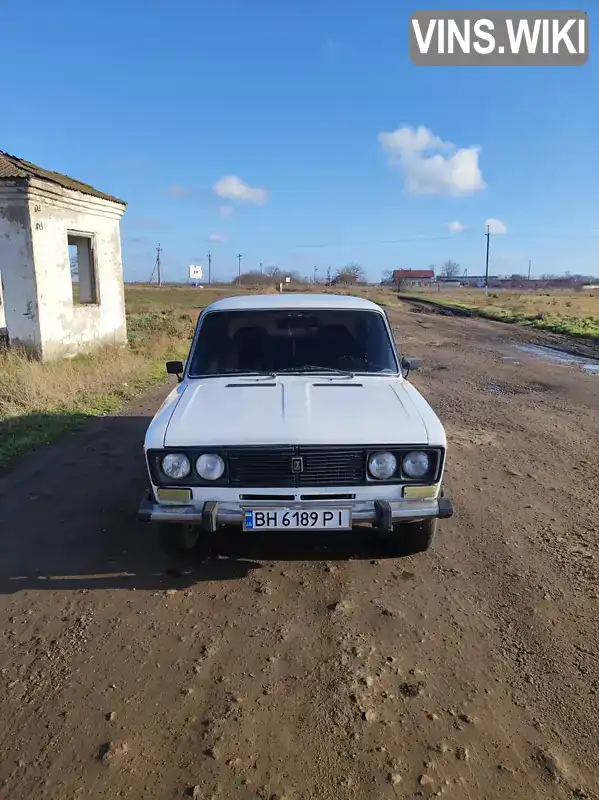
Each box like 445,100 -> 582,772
0,151 -> 126,205
393,269 -> 435,279
203,293 -> 385,313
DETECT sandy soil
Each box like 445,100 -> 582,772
0,307 -> 597,800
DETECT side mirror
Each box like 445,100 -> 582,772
166,360 -> 184,382
401,357 -> 421,378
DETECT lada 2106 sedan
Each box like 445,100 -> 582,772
138,293 -> 453,557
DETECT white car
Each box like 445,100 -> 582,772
138,293 -> 453,557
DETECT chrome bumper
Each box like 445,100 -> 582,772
137,496 -> 453,530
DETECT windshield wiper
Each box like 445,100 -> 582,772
274,365 -> 355,378
206,369 -> 276,378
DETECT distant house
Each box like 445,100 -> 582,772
392,269 -> 435,288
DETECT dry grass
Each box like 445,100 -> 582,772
0,283 -> 402,466
0,311 -> 194,467
124,282 -> 402,315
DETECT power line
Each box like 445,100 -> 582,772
295,234 -> 457,249
292,231 -> 599,250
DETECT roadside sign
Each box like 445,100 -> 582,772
189,265 -> 203,280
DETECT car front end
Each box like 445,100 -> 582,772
138,441 -> 453,533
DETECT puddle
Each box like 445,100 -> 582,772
513,344 -> 599,375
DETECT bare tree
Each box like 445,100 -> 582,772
264,265 -> 283,280
335,262 -> 366,285
441,260 -> 460,278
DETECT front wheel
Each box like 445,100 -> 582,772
377,518 -> 437,556
157,523 -> 200,558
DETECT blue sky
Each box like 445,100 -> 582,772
1,0 -> 597,281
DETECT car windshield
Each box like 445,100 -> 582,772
188,308 -> 399,377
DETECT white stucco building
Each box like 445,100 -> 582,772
0,151 -> 127,359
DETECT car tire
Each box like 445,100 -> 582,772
377,518 -> 437,556
157,523 -> 201,558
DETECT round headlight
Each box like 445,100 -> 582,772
402,451 -> 430,479
368,451 -> 398,480
196,453 -> 225,481
162,453 -> 191,479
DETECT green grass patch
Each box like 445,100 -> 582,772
0,412 -> 92,468
403,294 -> 599,340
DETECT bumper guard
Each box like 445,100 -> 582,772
138,494 -> 454,531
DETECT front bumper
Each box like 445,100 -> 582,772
137,495 -> 453,531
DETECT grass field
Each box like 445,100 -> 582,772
403,288 -> 599,339
124,282 -> 403,315
1,282 -> 598,467
0,284 -> 400,466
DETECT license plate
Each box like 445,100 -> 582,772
243,507 -> 352,531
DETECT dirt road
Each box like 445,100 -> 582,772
0,307 -> 597,800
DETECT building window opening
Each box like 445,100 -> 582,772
68,234 -> 98,304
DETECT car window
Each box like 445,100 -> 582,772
188,309 -> 399,376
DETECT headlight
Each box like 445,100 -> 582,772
161,453 -> 191,479
402,451 -> 430,479
368,451 -> 398,480
196,453 -> 225,481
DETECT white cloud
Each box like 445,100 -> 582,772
485,218 -> 507,234
208,231 -> 226,243
213,175 -> 269,205
219,205 -> 234,218
448,220 -> 466,233
378,125 -> 485,196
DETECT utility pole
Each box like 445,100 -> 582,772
149,243 -> 162,285
326,266 -> 331,285
528,259 -> 532,281
207,250 -> 212,284
260,261 -> 263,273
484,226 -> 490,297
313,266 -> 318,283
237,253 -> 243,285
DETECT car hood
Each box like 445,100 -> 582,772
161,376 -> 442,447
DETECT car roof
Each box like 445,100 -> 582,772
202,293 -> 386,313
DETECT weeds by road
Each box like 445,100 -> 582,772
0,311 -> 193,468
402,289 -> 599,339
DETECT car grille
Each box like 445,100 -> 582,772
227,446 -> 366,487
